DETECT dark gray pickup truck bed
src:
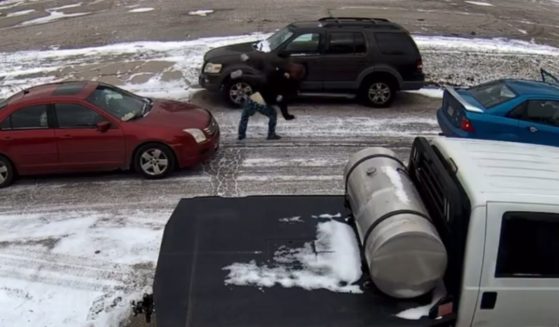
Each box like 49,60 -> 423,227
153,195 -> 452,327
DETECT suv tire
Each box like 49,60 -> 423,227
134,143 -> 176,179
0,155 -> 15,188
223,79 -> 254,107
360,78 -> 396,108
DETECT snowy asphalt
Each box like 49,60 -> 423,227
1,0 -> 559,326
0,91 -> 440,327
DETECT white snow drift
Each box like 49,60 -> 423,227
0,208 -> 169,327
223,218 -> 362,293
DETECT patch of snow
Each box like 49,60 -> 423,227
278,216 -> 302,223
17,10 -> 89,27
188,9 -> 214,16
414,35 -> 559,56
465,1 -> 494,6
0,277 -> 134,327
256,39 -> 271,53
405,88 -> 444,99
0,0 -> 25,10
237,175 -> 340,181
128,7 -> 154,13
312,213 -> 342,219
518,29 -> 528,35
223,220 -> 362,293
242,158 -> 346,167
0,208 -> 169,327
120,74 -> 193,100
5,9 -> 34,17
381,166 -> 410,203
396,281 -> 447,320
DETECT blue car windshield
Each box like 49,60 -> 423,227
469,81 -> 517,108
256,27 -> 294,53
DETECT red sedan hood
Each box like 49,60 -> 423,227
142,99 -> 210,129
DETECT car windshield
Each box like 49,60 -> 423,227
469,81 -> 517,108
87,85 -> 151,121
256,27 -> 294,53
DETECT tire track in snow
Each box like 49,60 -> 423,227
0,248 -> 146,292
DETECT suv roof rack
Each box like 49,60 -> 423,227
317,17 -> 398,29
318,17 -> 391,24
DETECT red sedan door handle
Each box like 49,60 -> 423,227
528,126 -> 538,133
60,134 -> 73,139
1,136 -> 11,141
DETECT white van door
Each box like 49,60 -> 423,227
472,202 -> 559,327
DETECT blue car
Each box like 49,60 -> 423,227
437,70 -> 559,146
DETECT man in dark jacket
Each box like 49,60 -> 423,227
260,61 -> 304,120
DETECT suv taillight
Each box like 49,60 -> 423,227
460,117 -> 474,132
416,59 -> 423,73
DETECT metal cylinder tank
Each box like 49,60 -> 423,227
344,147 -> 447,299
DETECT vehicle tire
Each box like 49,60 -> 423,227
360,78 -> 396,108
0,155 -> 14,188
134,143 -> 176,179
223,79 -> 254,108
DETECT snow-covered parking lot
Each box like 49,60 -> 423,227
1,8 -> 559,326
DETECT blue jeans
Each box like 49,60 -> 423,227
238,100 -> 277,138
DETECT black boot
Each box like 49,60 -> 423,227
267,134 -> 281,140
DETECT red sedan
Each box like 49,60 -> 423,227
0,81 -> 220,187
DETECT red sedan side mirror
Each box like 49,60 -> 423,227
96,121 -> 111,132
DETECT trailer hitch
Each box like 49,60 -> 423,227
131,293 -> 154,323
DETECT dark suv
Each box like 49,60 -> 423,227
199,17 -> 424,108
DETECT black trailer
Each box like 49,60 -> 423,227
152,195 -> 454,327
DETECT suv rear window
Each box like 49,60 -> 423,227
375,32 -> 418,56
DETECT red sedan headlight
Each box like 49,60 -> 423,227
183,128 -> 207,143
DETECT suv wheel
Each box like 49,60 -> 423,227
361,79 -> 395,108
134,143 -> 175,179
0,155 -> 14,188
223,79 -> 254,107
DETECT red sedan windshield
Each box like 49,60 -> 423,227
87,85 -> 150,121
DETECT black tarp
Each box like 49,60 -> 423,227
153,195 -> 445,327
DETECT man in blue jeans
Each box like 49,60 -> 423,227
238,92 -> 280,140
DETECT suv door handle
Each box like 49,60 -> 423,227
60,134 -> 73,139
480,292 -> 497,310
528,126 -> 538,133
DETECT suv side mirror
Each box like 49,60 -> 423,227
96,121 -> 111,132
